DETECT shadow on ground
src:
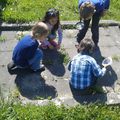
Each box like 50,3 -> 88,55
92,47 -> 118,87
70,47 -> 117,104
42,49 -> 65,76
15,73 -> 57,100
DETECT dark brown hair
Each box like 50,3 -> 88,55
78,38 -> 95,53
80,2 -> 95,20
42,8 -> 60,34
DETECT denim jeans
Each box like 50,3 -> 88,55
28,49 -> 43,71
77,12 -> 101,46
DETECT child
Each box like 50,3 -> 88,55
41,8 -> 63,49
68,38 -> 106,94
77,0 -> 110,47
7,22 -> 49,75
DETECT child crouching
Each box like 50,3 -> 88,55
68,38 -> 107,95
8,22 -> 49,75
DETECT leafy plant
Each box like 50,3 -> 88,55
0,102 -> 120,120
16,31 -> 30,40
0,35 -> 6,42
112,55 -> 120,62
59,46 -> 70,65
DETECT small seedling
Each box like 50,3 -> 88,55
16,31 -> 30,40
59,46 -> 70,65
47,96 -> 52,100
11,89 -> 20,99
112,55 -> 120,62
36,96 -> 45,100
0,35 -> 6,42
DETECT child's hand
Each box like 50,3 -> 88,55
56,44 -> 61,49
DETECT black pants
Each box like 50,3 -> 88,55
77,12 -> 101,46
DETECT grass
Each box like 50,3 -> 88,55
112,55 -> 120,62
0,101 -> 120,120
59,46 -> 70,65
1,0 -> 120,23
0,35 -> 6,42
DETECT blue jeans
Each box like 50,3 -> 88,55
28,49 -> 43,71
77,12 -> 101,45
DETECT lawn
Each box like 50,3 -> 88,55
0,101 -> 120,120
1,0 -> 120,23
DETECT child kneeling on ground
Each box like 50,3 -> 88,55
41,8 -> 63,50
7,22 -> 49,75
68,38 -> 107,95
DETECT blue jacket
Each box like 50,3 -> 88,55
78,0 -> 110,12
12,35 -> 39,67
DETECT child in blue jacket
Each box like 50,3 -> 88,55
77,0 -> 110,47
7,22 -> 49,75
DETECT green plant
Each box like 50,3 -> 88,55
0,102 -> 120,120
59,46 -> 70,65
2,0 -> 120,23
35,96 -> 45,100
47,96 -> 52,100
16,31 -> 30,40
0,35 -> 6,42
112,55 -> 120,62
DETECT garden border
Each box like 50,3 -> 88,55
0,20 -> 120,31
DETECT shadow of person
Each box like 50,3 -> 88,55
97,65 -> 118,87
69,84 -> 107,104
42,49 -> 65,76
92,47 -> 118,88
15,73 -> 58,100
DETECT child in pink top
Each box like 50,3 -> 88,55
41,8 -> 63,50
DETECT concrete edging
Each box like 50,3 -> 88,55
0,20 -> 120,31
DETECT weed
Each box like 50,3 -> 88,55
36,96 -> 45,100
0,35 -> 6,42
59,46 -> 70,65
16,31 -> 30,40
112,55 -> 120,62
2,0 -> 120,22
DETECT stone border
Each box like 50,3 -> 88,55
0,20 -> 120,31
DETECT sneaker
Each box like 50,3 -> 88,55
7,62 -> 21,75
33,65 -> 45,73
91,86 -> 105,94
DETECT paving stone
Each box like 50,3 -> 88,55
0,25 -> 120,105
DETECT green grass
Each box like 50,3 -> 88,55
1,0 -> 120,23
0,101 -> 120,120
0,35 -> 6,42
59,46 -> 70,65
112,55 -> 120,62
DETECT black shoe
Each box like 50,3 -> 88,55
33,66 -> 45,74
7,62 -> 21,75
